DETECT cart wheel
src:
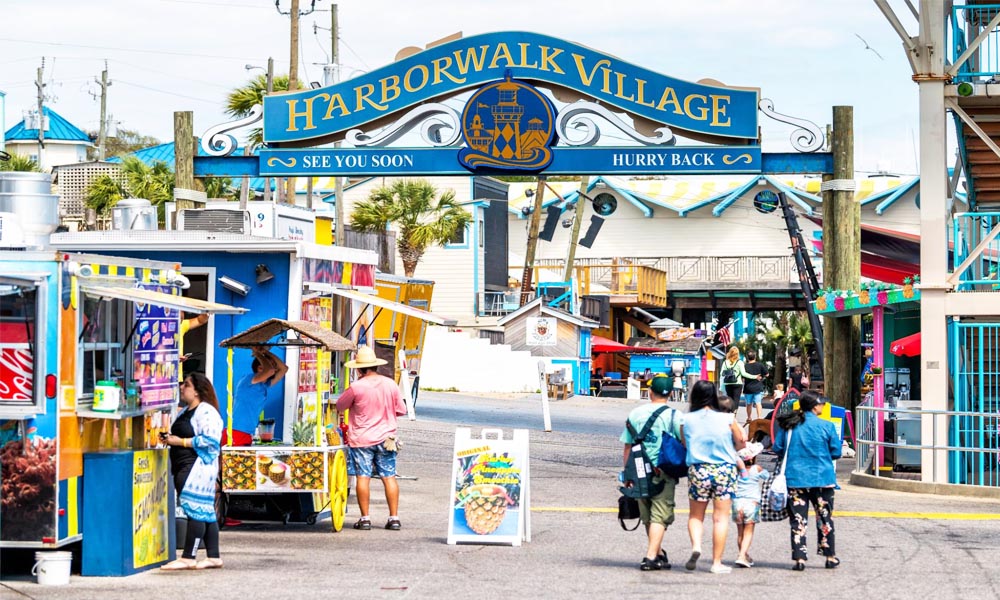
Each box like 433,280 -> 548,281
306,513 -> 317,526
330,449 -> 348,532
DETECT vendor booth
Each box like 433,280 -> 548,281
811,281 -> 921,473
217,318 -> 353,531
0,251 -> 243,576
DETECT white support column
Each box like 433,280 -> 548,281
917,1 -> 950,483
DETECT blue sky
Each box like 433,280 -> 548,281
0,0 -> 935,175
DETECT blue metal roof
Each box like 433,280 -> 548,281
4,107 -> 91,143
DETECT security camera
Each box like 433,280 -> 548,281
219,275 -> 250,296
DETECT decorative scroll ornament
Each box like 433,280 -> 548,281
200,104 -> 263,157
555,101 -> 675,147
346,103 -> 461,147
758,99 -> 825,153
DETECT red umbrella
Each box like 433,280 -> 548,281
591,335 -> 658,353
890,332 -> 921,357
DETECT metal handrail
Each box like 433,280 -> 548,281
855,404 -> 1000,485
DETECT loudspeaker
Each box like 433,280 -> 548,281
578,215 -> 605,248
592,192 -> 618,216
538,204 -> 562,242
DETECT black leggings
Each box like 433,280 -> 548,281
183,519 -> 220,559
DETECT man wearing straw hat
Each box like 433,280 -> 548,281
337,345 -> 407,531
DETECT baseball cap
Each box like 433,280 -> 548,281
649,374 -> 674,396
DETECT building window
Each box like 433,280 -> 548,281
478,219 -> 484,248
446,225 -> 467,247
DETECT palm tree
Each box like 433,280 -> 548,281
83,174 -> 127,218
761,311 -> 792,389
0,152 -> 41,172
202,177 -> 235,200
769,312 -> 815,384
225,74 -> 294,148
350,179 -> 473,277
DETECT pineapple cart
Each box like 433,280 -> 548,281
217,318 -> 355,532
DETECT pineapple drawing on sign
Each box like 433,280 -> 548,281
454,452 -> 521,535
859,283 -> 871,306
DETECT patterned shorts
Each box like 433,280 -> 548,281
349,443 -> 398,478
687,463 -> 738,502
732,498 -> 761,524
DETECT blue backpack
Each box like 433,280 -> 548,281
656,409 -> 688,479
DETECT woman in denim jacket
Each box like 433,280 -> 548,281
772,390 -> 842,571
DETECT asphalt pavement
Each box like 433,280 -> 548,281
3,391 -> 1000,599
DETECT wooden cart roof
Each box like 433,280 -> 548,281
219,318 -> 356,351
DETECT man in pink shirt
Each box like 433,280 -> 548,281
336,345 -> 407,531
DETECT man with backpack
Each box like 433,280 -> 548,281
619,374 -> 684,571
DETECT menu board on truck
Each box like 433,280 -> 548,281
133,284 -> 180,409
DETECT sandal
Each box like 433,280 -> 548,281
825,557 -> 840,569
160,558 -> 197,571
195,558 -> 224,570
385,518 -> 401,531
353,518 -> 372,530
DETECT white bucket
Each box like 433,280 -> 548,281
32,551 -> 72,586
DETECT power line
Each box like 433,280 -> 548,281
115,80 -> 218,104
153,0 -> 275,7
0,37 -> 270,62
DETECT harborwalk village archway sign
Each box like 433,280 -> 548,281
195,31 -> 832,178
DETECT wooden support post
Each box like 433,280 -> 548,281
823,106 -> 860,409
174,111 -> 196,225
519,178 -> 546,306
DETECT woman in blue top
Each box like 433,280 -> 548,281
773,390 -> 842,571
680,380 -> 746,574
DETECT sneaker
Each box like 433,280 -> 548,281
710,564 -> 732,574
685,550 -> 701,571
640,557 -> 663,571
352,518 -> 372,530
734,558 -> 752,568
385,518 -> 401,531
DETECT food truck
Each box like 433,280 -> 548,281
0,249 -> 242,576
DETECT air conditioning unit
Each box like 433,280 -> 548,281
177,208 -> 251,233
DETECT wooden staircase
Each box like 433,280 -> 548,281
956,100 -> 1000,208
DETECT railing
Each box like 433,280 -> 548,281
951,4 -> 1000,81
952,212 -> 1000,290
477,290 -> 535,317
530,259 -> 667,306
855,404 -> 1000,488
664,256 -> 797,290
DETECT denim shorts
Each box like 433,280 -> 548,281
349,443 -> 397,478
742,392 -> 764,407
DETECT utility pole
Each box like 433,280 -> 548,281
263,57 -> 274,204
284,0 -> 301,205
821,106 -> 858,411
330,4 -> 345,244
520,178 -> 547,306
562,176 -> 590,284
35,59 -> 45,170
96,63 -> 111,160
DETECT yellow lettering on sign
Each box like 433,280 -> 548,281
286,93 -> 327,132
432,56 -> 464,84
613,72 -> 634,101
600,67 -> 613,94
355,83 -> 386,111
634,78 -> 656,108
538,46 -> 565,74
656,87 -> 684,115
404,64 -> 429,92
379,75 -> 401,105
571,54 -> 611,87
322,93 -> 350,120
684,94 -> 709,121
453,45 -> 490,74
710,95 -> 731,127
516,43 -> 538,68
489,43 -> 515,69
